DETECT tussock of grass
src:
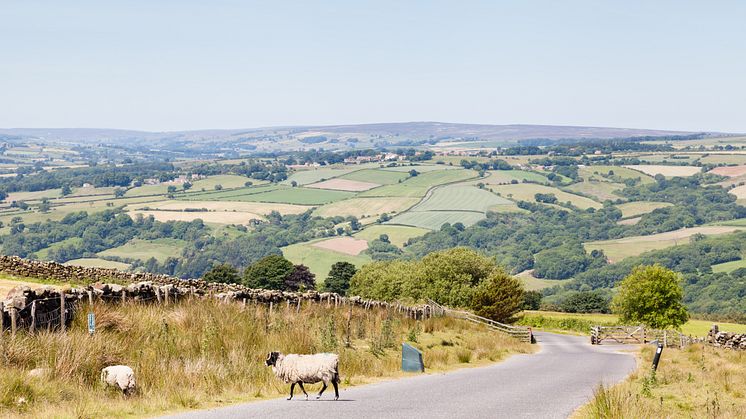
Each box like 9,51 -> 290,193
0,298 -> 531,417
576,344 -> 746,418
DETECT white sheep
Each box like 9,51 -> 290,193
265,352 -> 340,400
100,365 -> 136,396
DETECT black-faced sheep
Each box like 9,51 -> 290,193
101,365 -> 136,396
265,352 -> 340,400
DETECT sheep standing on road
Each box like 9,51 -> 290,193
101,365 -> 137,396
265,352 -> 340,400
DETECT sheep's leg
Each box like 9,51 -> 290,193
298,382 -> 309,400
317,381 -> 328,399
288,382 -> 296,400
332,380 -> 339,401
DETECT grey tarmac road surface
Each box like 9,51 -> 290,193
164,332 -> 637,419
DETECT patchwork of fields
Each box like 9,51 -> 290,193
389,184 -> 516,230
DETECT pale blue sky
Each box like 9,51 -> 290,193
1,1 -> 745,132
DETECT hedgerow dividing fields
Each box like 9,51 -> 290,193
413,185 -> 513,212
359,169 -> 478,198
313,197 -> 419,218
388,211 -> 487,230
490,184 -> 602,209
563,180 -> 624,202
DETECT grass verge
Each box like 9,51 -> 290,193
575,344 -> 746,418
0,298 -> 532,417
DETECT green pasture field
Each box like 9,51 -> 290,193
521,310 -> 746,336
583,226 -> 744,262
33,237 -> 83,260
388,210 -> 487,230
515,271 -> 565,291
479,170 -> 549,185
178,184 -> 281,200
63,258 -> 131,270
282,241 -> 371,281
563,180 -> 624,202
615,201 -> 672,218
98,238 -> 186,262
711,258 -> 746,273
281,167 -> 361,186
413,185 -> 513,212
229,186 -> 355,205
359,169 -> 478,198
6,189 -> 63,203
716,218 -> 746,226
353,224 -> 429,247
339,169 -> 410,184
491,184 -> 602,209
580,165 -> 655,184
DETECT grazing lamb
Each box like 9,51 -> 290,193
265,352 -> 340,400
100,365 -> 136,396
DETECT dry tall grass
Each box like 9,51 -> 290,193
0,298 -> 531,418
577,344 -> 746,418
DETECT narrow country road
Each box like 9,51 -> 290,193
164,333 -> 637,419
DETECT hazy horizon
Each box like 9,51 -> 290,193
2,1 -> 745,133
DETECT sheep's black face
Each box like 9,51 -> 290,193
265,352 -> 279,366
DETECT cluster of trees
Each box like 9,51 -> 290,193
562,231 -> 746,315
0,210 -> 207,263
202,256 -> 358,295
0,162 -> 176,198
459,159 -> 513,171
188,160 -> 288,183
142,211 -> 360,278
348,247 -> 524,322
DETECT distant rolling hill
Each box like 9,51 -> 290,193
0,122 -> 728,153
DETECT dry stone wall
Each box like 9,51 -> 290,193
0,256 -> 434,333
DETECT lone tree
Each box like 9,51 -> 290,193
471,268 -> 524,323
243,254 -> 294,290
203,263 -> 240,284
324,261 -> 357,295
612,265 -> 689,329
285,264 -> 315,291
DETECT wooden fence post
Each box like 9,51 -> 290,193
121,290 -> 126,304
156,287 -> 162,304
0,301 -> 4,339
60,292 -> 66,333
88,290 -> 94,307
11,306 -> 17,337
296,298 -> 301,313
30,300 -> 36,333
164,288 -> 170,305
